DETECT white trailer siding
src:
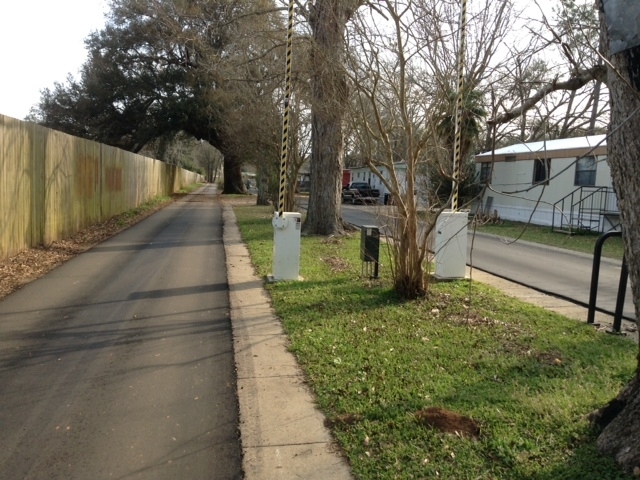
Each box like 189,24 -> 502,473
475,136 -> 613,229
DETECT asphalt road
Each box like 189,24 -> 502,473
468,232 -> 634,319
337,202 -> 634,319
0,186 -> 242,480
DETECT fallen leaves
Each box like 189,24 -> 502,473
0,197 -> 172,300
322,256 -> 350,273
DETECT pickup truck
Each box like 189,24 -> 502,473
341,182 -> 380,204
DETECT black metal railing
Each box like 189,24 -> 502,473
552,186 -> 618,233
587,231 -> 629,333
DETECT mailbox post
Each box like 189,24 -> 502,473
361,225 -> 380,279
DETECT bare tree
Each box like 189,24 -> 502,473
344,0 -> 518,298
346,2 -> 435,298
486,0 -> 608,143
196,142 -> 223,183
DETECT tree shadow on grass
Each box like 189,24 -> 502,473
523,439 -> 632,480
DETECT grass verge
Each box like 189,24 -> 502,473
474,220 -> 624,260
176,182 -> 205,195
234,205 -> 635,480
116,195 -> 173,226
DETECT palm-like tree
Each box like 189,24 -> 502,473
428,87 -> 487,207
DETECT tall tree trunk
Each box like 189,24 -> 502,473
222,155 -> 245,194
256,167 -> 271,206
303,0 -> 354,235
591,2 -> 640,473
306,114 -> 344,234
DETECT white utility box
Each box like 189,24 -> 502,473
271,211 -> 302,281
434,210 -> 468,279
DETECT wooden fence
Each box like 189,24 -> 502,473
0,114 -> 204,261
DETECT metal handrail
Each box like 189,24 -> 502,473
552,186 -> 617,233
587,231 -> 628,332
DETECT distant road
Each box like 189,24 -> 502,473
0,186 -> 242,480
300,200 -> 634,320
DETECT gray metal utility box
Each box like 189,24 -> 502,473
360,225 -> 380,263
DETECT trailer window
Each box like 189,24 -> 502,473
479,162 -> 492,183
532,158 -> 550,185
575,156 -> 597,186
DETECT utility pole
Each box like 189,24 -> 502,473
271,0 -> 302,282
434,0 -> 469,280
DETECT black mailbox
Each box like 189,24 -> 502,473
360,225 -> 380,263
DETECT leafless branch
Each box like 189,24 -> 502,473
488,64 -> 607,126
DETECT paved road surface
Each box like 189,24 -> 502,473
336,203 -> 634,319
468,232 -> 633,319
0,186 -> 242,480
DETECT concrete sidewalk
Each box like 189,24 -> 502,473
222,202 -> 637,480
222,205 -> 354,480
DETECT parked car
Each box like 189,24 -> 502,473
341,182 -> 380,204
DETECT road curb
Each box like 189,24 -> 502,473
222,204 -> 354,480
469,230 -> 624,266
470,267 -> 638,342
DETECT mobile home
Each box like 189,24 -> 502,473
475,135 -> 619,232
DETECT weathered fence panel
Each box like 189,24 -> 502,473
0,114 -> 204,261
1,116 -> 35,258
44,128 -> 76,243
30,122 -> 47,249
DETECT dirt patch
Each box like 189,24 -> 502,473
414,407 -> 481,440
324,413 -> 363,429
323,256 -> 349,273
321,236 -> 344,245
535,350 -> 564,366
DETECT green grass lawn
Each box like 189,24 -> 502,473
474,220 -> 625,260
234,205 -> 636,479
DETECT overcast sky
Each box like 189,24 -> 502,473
0,0 -> 563,122
0,0 -> 109,120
